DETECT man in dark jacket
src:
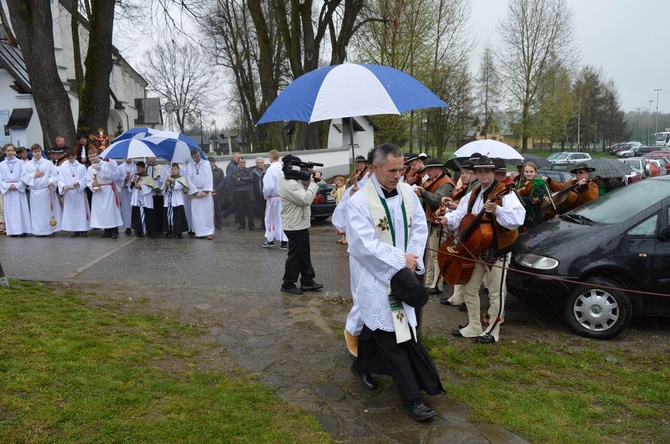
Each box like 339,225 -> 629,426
251,157 -> 266,229
209,157 -> 226,228
221,152 -> 240,221
231,157 -> 255,230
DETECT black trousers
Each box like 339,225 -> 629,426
282,228 -> 315,288
131,206 -> 157,235
233,191 -> 255,227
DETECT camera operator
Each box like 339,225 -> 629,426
279,155 -> 324,295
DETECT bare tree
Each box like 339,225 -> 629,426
477,45 -> 501,137
141,40 -> 219,132
497,0 -> 577,152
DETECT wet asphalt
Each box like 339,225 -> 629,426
0,221 -> 529,444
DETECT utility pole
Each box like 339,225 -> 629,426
648,100 -> 654,145
654,88 -> 662,137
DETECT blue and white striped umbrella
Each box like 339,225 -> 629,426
100,138 -> 169,160
144,131 -> 207,164
257,63 -> 448,124
113,127 -> 160,143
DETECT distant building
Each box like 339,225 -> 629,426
327,116 -> 379,160
0,1 -> 161,149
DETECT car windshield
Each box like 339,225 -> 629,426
571,180 -> 670,224
553,153 -> 570,161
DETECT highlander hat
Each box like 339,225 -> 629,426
355,155 -> 367,163
570,162 -> 596,174
493,157 -> 507,172
474,156 -> 496,169
419,158 -> 444,173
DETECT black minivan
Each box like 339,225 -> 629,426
508,176 -> 670,339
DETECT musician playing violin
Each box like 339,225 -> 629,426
347,155 -> 369,188
517,161 -> 546,229
439,156 -> 525,344
415,158 -> 455,295
403,153 -> 427,186
543,161 -> 598,218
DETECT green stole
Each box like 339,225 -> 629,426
363,179 -> 416,343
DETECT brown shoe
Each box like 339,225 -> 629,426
344,329 -> 359,357
481,313 -> 491,326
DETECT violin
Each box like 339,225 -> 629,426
437,183 -> 514,286
541,180 -> 585,221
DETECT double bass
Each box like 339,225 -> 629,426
437,183 -> 515,286
540,181 -> 582,220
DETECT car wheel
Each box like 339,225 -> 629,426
563,277 -> 632,339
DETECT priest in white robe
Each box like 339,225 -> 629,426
58,152 -> 90,236
346,143 -> 443,422
21,144 -> 62,237
185,149 -> 214,239
86,149 -> 123,238
261,150 -> 288,248
0,144 -> 31,236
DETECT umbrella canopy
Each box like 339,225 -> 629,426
256,63 -> 448,125
144,131 -> 207,164
100,138 -> 169,160
642,150 -> 670,159
113,127 -> 160,143
510,153 -> 551,168
452,140 -> 524,163
585,158 -> 634,179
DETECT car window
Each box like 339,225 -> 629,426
554,153 -> 569,161
626,214 -> 658,237
572,180 -> 670,224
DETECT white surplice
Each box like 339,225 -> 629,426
86,160 -> 123,229
22,157 -> 62,235
0,158 -> 31,235
118,161 -> 136,230
185,159 -> 214,237
346,175 -> 428,332
262,161 -> 287,243
58,160 -> 90,232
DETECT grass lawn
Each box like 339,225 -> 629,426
0,280 -> 330,444
424,334 -> 670,444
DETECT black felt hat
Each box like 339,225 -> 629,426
419,158 -> 444,173
569,162 -> 595,174
390,268 -> 429,308
355,155 -> 367,163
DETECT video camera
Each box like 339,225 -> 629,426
282,156 -> 324,181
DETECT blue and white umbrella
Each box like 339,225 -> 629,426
100,138 -> 169,160
113,127 -> 160,143
144,131 -> 207,164
256,63 -> 448,125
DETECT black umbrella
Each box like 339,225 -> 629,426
510,153 -> 551,168
585,158 -> 634,178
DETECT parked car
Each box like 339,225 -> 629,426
537,169 -> 572,183
311,179 -> 336,221
608,141 -> 641,155
507,176 -> 670,339
630,145 -> 670,158
548,152 -> 592,163
546,152 -> 565,162
621,157 -> 664,178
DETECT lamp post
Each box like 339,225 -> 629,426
654,88 -> 662,137
195,109 -> 204,150
648,100 -> 654,145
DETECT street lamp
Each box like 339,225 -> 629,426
195,109 -> 204,149
654,88 -> 662,136
648,100 -> 654,145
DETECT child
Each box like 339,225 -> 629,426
330,176 -> 347,245
130,161 -> 158,237
163,163 -> 189,238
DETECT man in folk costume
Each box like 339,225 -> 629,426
21,144 -> 62,237
261,150 -> 288,249
346,143 -> 443,422
414,158 -> 455,295
129,161 -> 158,237
346,155 -> 369,187
543,162 -> 598,218
185,149 -> 215,240
440,156 -> 525,344
119,158 -> 136,235
162,163 -> 189,238
57,150 -> 90,237
86,148 -> 123,239
0,144 -> 31,237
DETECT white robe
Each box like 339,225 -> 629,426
0,158 -> 31,235
87,160 -> 123,229
346,176 -> 428,332
22,158 -> 62,235
118,161 -> 136,229
58,160 -> 90,232
185,160 -> 214,236
262,161 -> 287,242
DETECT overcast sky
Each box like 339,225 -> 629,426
470,0 -> 667,113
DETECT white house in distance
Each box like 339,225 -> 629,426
327,116 -> 378,157
0,0 -> 160,150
